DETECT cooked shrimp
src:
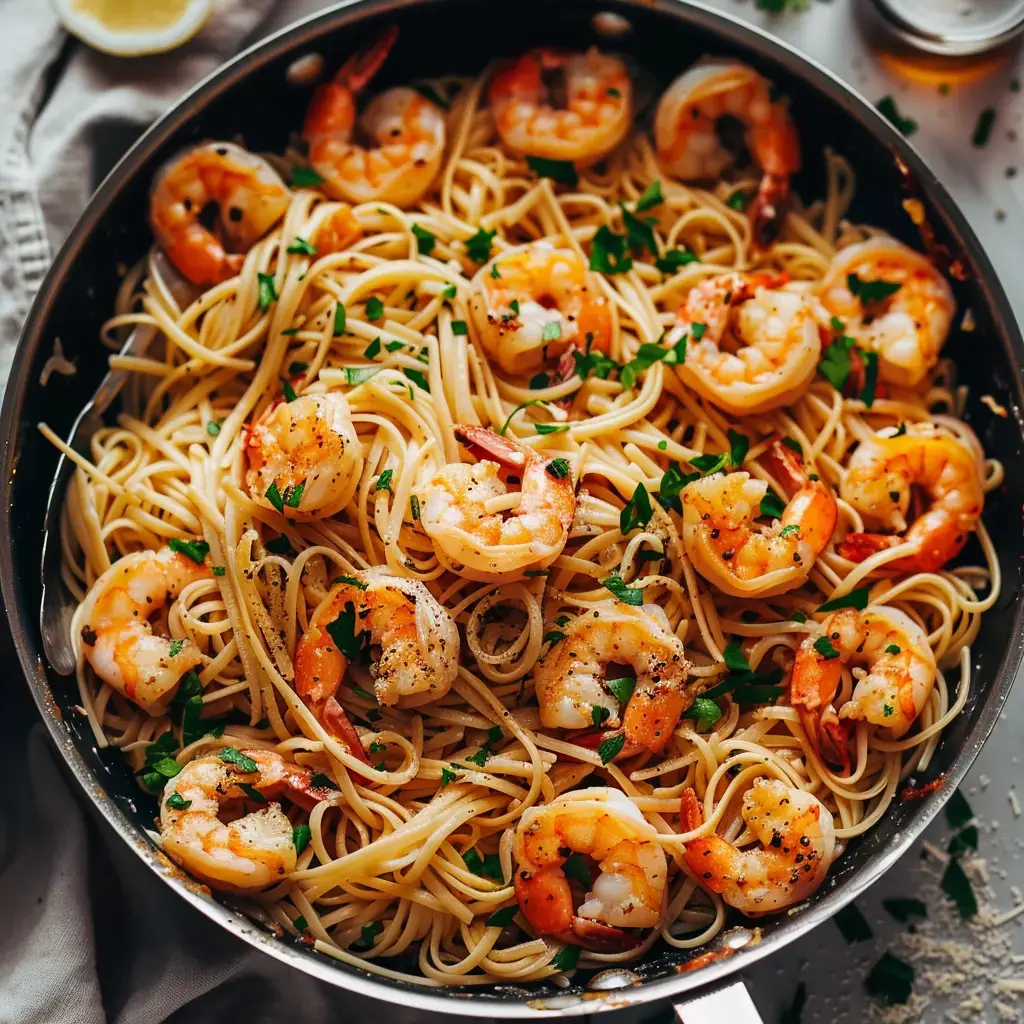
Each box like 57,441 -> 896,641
316,204 -> 364,254
514,788 -> 667,950
655,61 -> 800,245
302,26 -> 445,207
160,748 -> 330,893
149,141 -> 291,286
681,439 -> 837,598
78,546 -> 210,714
680,778 -> 835,915
420,426 -> 576,578
245,393 -> 363,520
672,272 -> 821,416
795,607 -> 937,739
818,237 -> 955,387
838,425 -> 984,573
469,243 -> 612,377
489,47 -> 631,167
294,570 -> 459,748
534,601 -> 692,753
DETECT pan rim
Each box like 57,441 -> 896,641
2,0 -> 1022,1014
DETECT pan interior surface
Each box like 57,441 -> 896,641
3,0 -> 1022,1013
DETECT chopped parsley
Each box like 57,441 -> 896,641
333,575 -> 368,590
411,223 -> 435,255
728,428 -> 749,468
591,705 -> 611,726
287,237 -> 317,256
239,782 -> 267,803
606,675 -> 637,705
265,481 -> 285,513
620,202 -> 658,256
619,482 -> 653,534
440,766 -> 458,787
365,296 -> 384,321
546,458 -> 570,479
464,227 -> 496,263
573,347 -> 619,381
280,377 -> 298,403
655,247 -> 699,275
166,791 -> 191,811
290,165 -> 325,188
288,360 -> 308,375
589,225 -> 633,275
701,640 -> 785,704
619,335 -> 687,390
343,365 -> 380,386
168,538 -> 209,565
779,524 -> 800,538
848,274 -> 902,304
376,469 -> 394,493
882,898 -> 927,924
759,488 -> 786,519
451,320 -> 469,336
563,852 -> 592,888
326,602 -> 366,660
601,574 -> 645,605
945,789 -> 974,830
865,951 -> 915,1006
405,368 -> 430,392
264,535 -> 294,556
940,858 -> 978,918
861,349 -> 879,408
525,156 -> 578,186
167,638 -> 185,658
813,635 -> 841,660
485,905 -> 518,927
552,943 -> 581,972
219,747 -> 258,773
529,372 -> 550,389
819,333 -> 855,391
597,733 -> 625,764
636,180 -> 663,212
257,273 -> 277,311
726,189 -> 750,211
364,338 -> 381,359
884,644 -> 902,655
441,283 -> 457,300
410,494 -> 421,520
690,696 -> 722,731
463,848 -> 504,881
333,302 -> 346,336
355,921 -> 384,951
972,107 -> 997,148
876,95 -> 918,137
206,420 -> 222,436
658,462 -> 699,512
834,903 -> 874,943
542,630 -> 567,646
541,321 -> 561,343
211,565 -> 226,576
817,587 -> 869,612
947,825 -> 979,857
535,422 -> 568,435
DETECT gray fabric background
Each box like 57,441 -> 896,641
1,1 -> 1021,1021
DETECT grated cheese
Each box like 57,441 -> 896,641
1009,789 -> 1020,819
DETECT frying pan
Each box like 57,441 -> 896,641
3,0 -> 1022,1018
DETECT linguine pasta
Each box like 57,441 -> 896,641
47,62 -> 1000,987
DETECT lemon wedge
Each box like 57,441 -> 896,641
53,0 -> 213,57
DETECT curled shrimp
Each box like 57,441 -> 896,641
160,747 -> 331,893
294,569 -> 459,751
681,439 -> 837,598
514,787 -> 667,951
149,141 -> 291,286
838,424 -> 984,573
77,546 -> 211,714
818,237 -> 955,387
795,606 -> 937,740
681,778 -> 835,915
489,46 -> 631,167
420,426 -> 576,578
671,272 -> 821,416
302,26 -> 445,207
245,392 -> 364,520
655,61 -> 800,245
534,601 -> 692,754
469,242 -> 613,377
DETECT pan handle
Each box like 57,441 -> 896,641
673,979 -> 765,1024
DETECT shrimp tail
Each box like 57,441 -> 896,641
564,917 -> 641,952
334,25 -> 399,92
679,787 -> 703,832
455,424 -> 528,470
837,531 -> 903,564
749,172 -> 790,250
324,696 -> 372,765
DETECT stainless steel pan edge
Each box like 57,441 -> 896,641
2,0 -> 1022,1015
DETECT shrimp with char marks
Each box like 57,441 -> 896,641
149,141 -> 291,287
818,237 -> 955,387
514,787 -> 667,951
680,778 -> 835,915
838,424 -> 984,573
489,47 -> 631,167
78,545 -> 211,714
655,61 -> 800,246
534,601 -> 692,754
672,272 -> 821,416
160,748 -> 333,893
302,26 -> 446,207
681,438 -> 837,598
245,392 -> 364,520
469,242 -> 612,378
420,426 -> 576,578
